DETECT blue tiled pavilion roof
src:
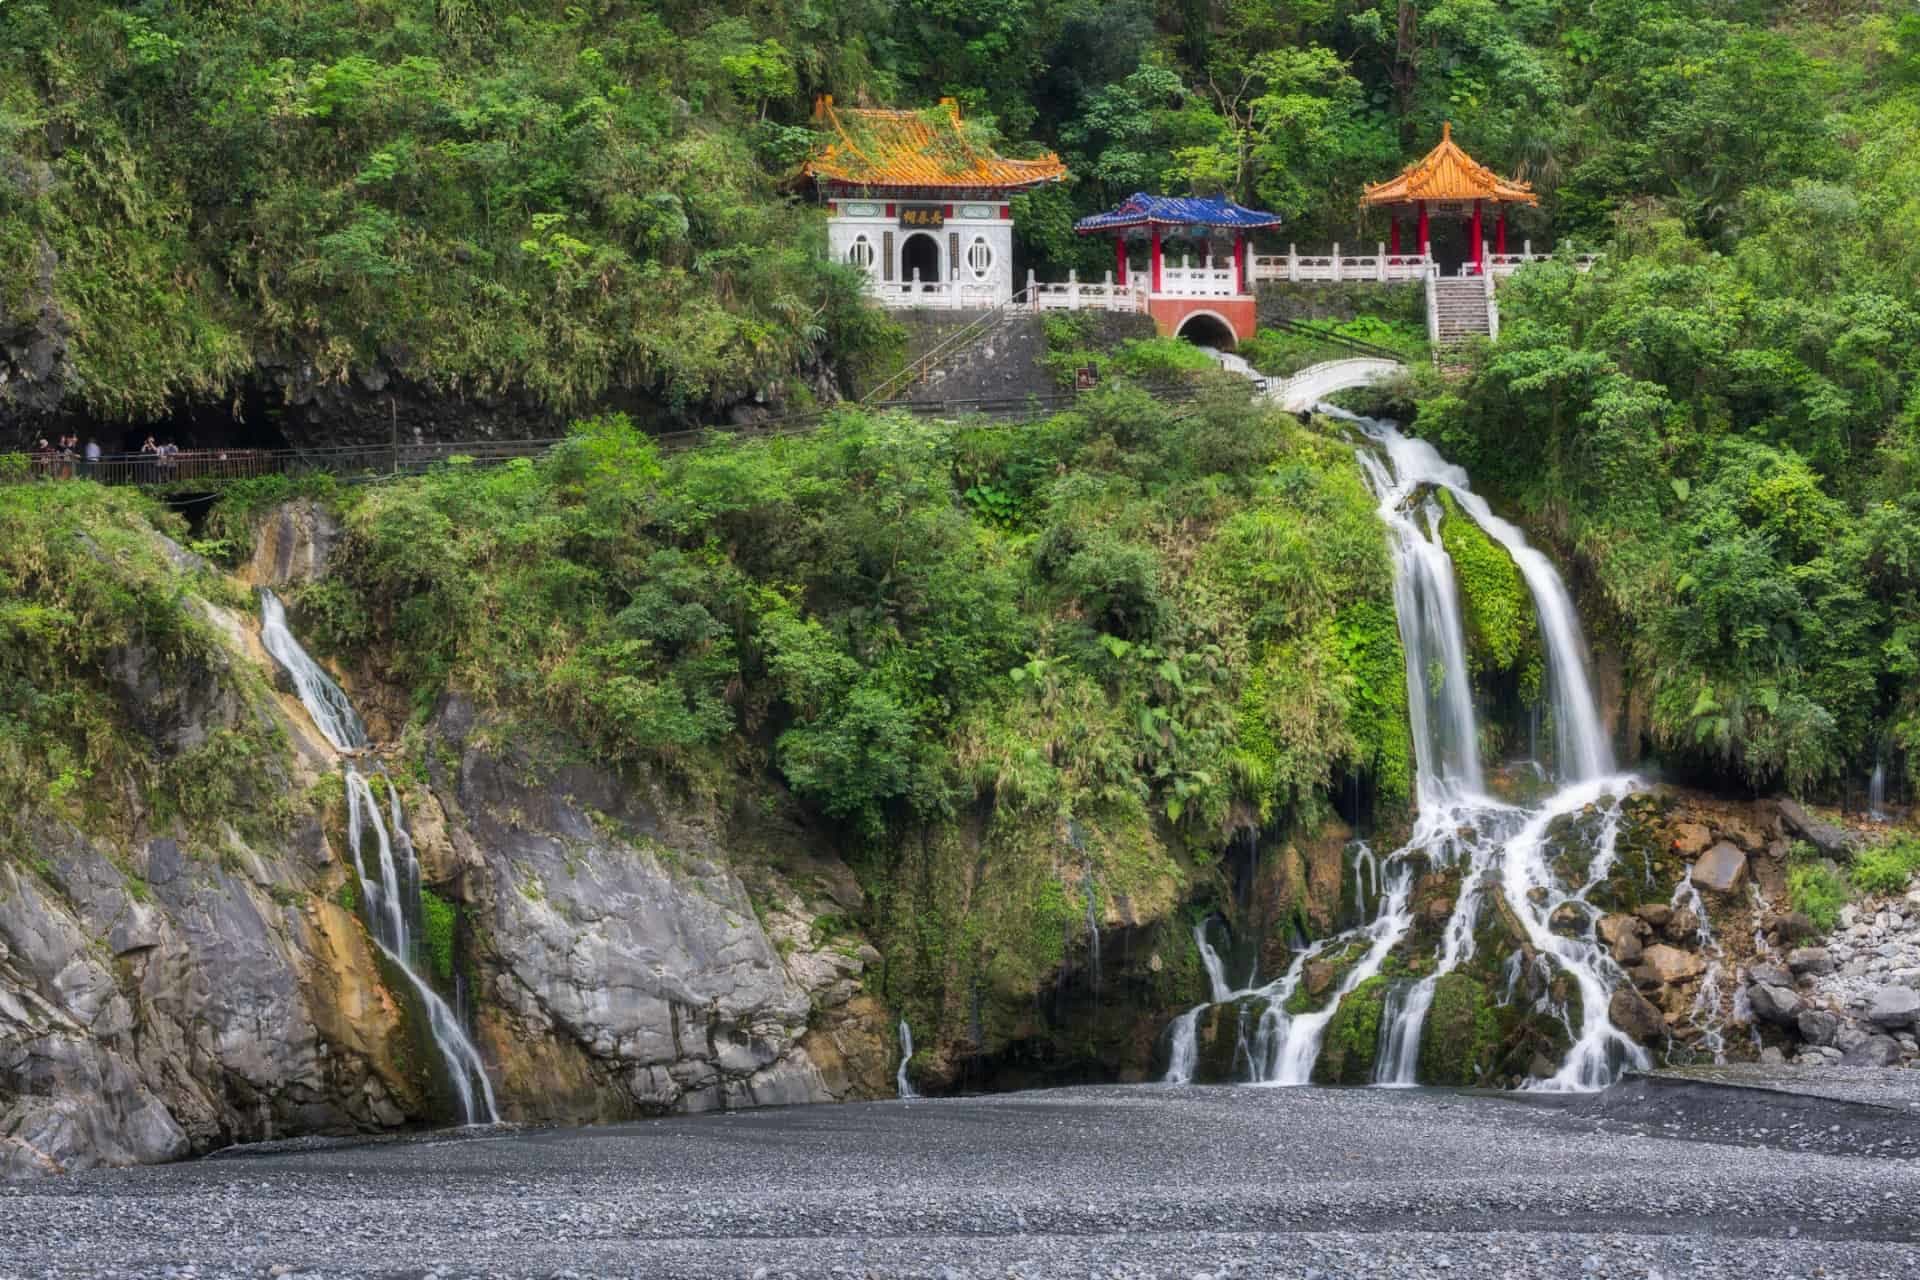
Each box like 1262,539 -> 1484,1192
1074,193 -> 1283,234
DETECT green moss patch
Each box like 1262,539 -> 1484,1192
419,888 -> 458,986
1435,490 -> 1540,691
1417,972 -> 1503,1086
1315,974 -> 1388,1083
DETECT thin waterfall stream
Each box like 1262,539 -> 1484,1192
1168,370 -> 1647,1089
896,1020 -> 919,1098
259,591 -> 499,1125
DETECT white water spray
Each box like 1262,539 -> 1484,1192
1346,419 -> 1611,783
1196,921 -> 1235,1003
259,589 -> 367,751
1153,390 -> 1646,1091
1163,1006 -> 1203,1084
260,594 -> 498,1125
896,1020 -> 919,1098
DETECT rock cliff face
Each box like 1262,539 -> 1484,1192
0,817 -> 424,1178
0,512 -> 894,1178
429,695 -> 874,1117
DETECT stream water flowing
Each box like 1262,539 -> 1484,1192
897,1020 -> 920,1099
259,592 -> 499,1125
1166,378 -> 1648,1089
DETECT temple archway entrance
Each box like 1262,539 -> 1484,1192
900,232 -> 941,290
1175,311 -> 1238,351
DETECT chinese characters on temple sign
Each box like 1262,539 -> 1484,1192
898,206 -> 944,228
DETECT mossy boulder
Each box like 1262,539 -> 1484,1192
1193,997 -> 1267,1083
1315,974 -> 1388,1083
1416,972 -> 1503,1085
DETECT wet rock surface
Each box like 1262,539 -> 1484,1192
3,1081 -> 1917,1278
2,601 -> 894,1181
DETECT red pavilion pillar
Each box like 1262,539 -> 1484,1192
1234,232 -> 1247,294
1496,207 -> 1508,257
1151,224 -> 1163,293
1416,202 -> 1430,256
1115,235 -> 1127,285
1471,199 -> 1484,273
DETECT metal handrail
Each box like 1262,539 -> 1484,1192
861,286 -> 1035,405
1,376 -> 1259,491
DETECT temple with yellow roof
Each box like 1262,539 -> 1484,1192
801,97 -> 1068,308
803,111 -> 1591,352
1360,122 -> 1539,275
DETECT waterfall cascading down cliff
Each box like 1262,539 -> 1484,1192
260,589 -> 368,752
896,1020 -> 920,1099
1164,380 -> 1648,1089
259,591 -> 500,1125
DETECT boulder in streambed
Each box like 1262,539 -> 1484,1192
1747,981 -> 1801,1026
1841,1036 -> 1902,1067
1776,799 -> 1858,859
1794,1009 -> 1839,1047
1689,842 -> 1748,896
1866,985 -> 1920,1029
1638,944 -> 1704,985
1786,946 -> 1834,977
1608,987 -> 1666,1044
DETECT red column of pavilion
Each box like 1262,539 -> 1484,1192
1416,201 -> 1430,256
1115,235 -> 1127,285
1496,208 -> 1508,257
1150,224 -> 1163,293
1471,199 -> 1484,273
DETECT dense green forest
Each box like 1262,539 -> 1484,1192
3,1 -> 1913,416
2,0 -> 1917,799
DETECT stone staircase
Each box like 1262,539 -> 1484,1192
1428,276 -> 1495,346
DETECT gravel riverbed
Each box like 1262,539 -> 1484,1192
4,1076 -> 1918,1279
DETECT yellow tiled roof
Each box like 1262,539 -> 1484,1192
1361,123 -> 1539,207
802,97 -> 1068,191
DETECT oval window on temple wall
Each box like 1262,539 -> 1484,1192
848,236 -> 876,268
967,237 -> 993,279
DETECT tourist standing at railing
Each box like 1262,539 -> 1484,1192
83,438 -> 100,479
140,435 -> 161,483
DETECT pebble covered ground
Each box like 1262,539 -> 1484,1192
3,1077 -> 1918,1279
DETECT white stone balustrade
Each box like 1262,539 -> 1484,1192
1251,244 -> 1435,284
867,270 -> 1004,310
863,243 -> 1599,313
1028,271 -> 1147,313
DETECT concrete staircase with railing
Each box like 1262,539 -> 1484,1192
1427,275 -> 1497,347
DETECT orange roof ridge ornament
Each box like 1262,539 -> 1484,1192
802,98 -> 1068,193
1360,122 -> 1538,207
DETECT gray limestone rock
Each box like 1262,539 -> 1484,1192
1794,1009 -> 1839,1047
1866,984 -> 1920,1029
1776,799 -> 1859,859
450,725 -> 833,1121
1785,946 -> 1834,977
1840,1036 -> 1903,1067
1746,983 -> 1801,1027
245,500 -> 342,589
